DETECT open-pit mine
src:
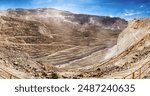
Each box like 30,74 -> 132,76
0,8 -> 149,79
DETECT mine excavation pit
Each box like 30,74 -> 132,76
0,8 -> 150,79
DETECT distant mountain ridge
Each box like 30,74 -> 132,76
2,8 -> 127,30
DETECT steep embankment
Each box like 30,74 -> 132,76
59,18 -> 150,79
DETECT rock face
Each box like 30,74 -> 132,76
3,8 -> 147,79
64,18 -> 150,79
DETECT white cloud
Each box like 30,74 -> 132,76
123,10 -> 142,16
109,15 -> 114,17
31,0 -> 98,14
140,4 -> 144,8
52,4 -> 80,13
31,0 -> 55,8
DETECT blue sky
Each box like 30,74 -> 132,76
0,0 -> 150,19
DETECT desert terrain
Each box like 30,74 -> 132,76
0,8 -> 149,79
